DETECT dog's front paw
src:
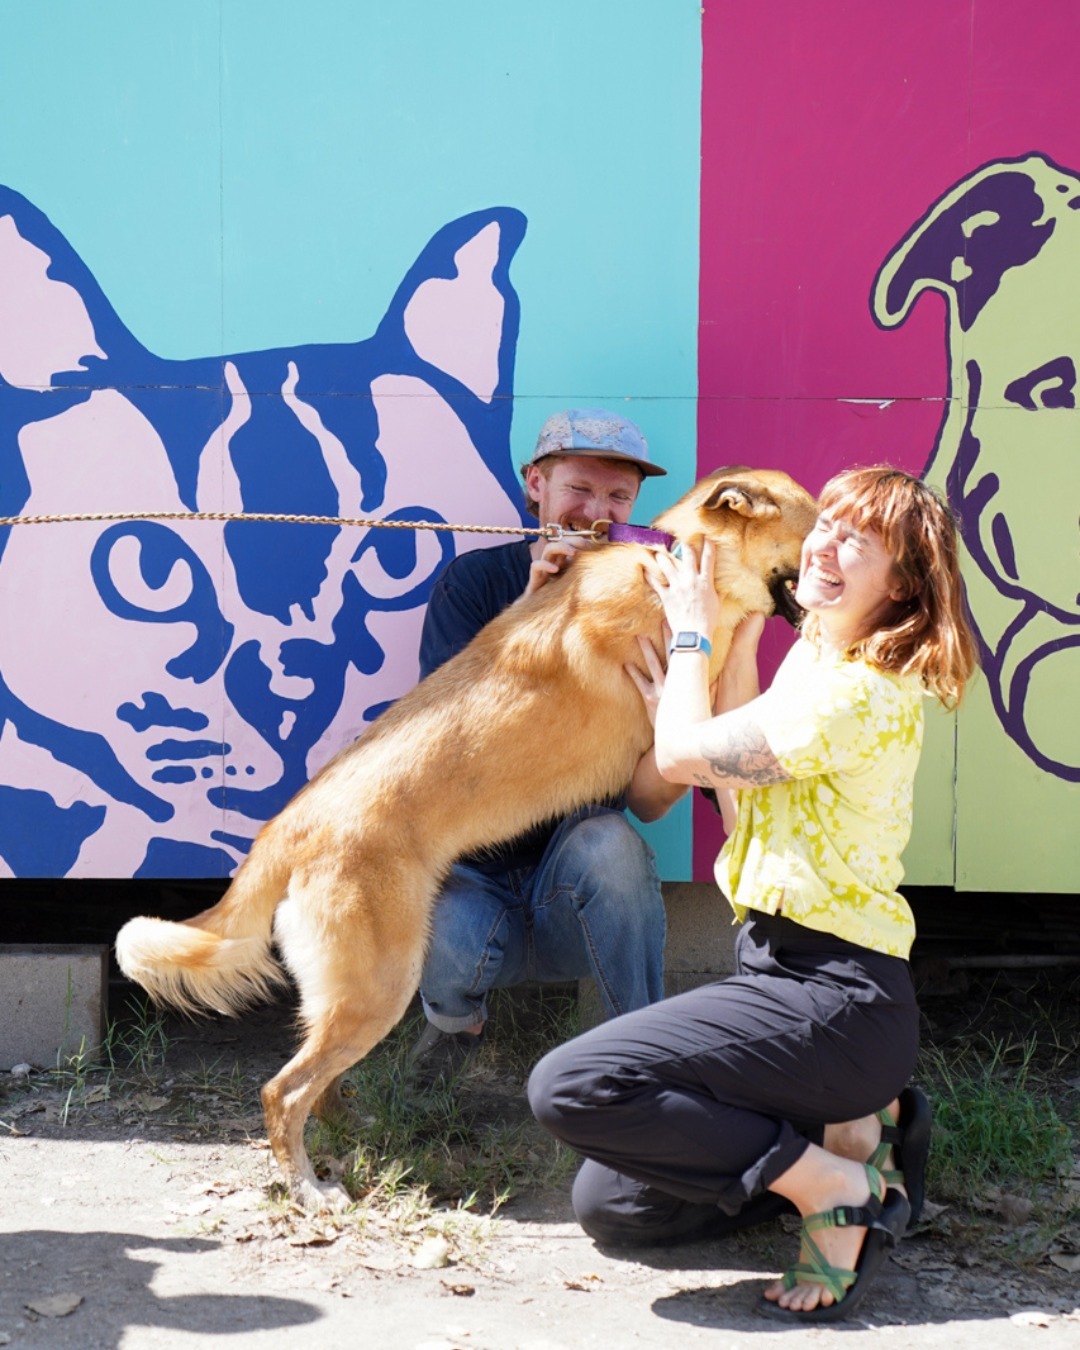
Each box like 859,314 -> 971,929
292,1177 -> 354,1214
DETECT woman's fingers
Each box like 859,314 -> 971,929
636,633 -> 666,680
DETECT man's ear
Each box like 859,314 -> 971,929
701,480 -> 781,520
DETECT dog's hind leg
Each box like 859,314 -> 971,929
261,991 -> 415,1212
261,871 -> 429,1211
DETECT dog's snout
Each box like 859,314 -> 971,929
769,572 -> 804,628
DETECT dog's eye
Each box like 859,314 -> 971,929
1004,356 -> 1076,410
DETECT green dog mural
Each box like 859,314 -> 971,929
874,152 -> 1080,782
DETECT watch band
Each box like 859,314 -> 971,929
668,630 -> 712,657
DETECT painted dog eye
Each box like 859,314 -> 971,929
1004,356 -> 1076,410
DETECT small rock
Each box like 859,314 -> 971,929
997,1193 -> 1035,1226
10,1063 -> 31,1079
25,1292 -> 82,1318
412,1235 -> 452,1270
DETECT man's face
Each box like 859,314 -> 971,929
525,455 -> 643,531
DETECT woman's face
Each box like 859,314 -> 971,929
796,509 -> 905,647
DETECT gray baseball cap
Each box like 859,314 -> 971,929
529,407 -> 666,478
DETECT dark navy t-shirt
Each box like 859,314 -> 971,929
419,540 -> 561,872
419,540 -> 533,677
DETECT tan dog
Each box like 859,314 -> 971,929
116,465 -> 817,1210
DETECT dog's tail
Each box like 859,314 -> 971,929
115,847 -> 288,1017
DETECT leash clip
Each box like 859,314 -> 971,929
544,520 -> 610,543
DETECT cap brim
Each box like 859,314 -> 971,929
530,446 -> 666,477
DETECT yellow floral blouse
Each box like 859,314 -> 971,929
715,638 -> 925,959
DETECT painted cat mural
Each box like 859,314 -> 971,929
873,153 -> 1080,781
0,188 -> 527,876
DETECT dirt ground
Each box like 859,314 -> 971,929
2,995 -> 1079,1350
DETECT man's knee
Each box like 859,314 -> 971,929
559,812 -> 660,895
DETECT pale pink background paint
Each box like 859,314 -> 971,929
694,1 -> 1080,877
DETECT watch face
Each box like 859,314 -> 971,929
674,631 -> 699,649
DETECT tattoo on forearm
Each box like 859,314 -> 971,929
699,716 -> 790,788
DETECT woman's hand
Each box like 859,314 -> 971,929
643,539 -> 722,639
624,633 -> 668,727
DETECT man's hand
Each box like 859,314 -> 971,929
522,538 -> 589,598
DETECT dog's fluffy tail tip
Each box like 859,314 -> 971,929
115,916 -> 284,1017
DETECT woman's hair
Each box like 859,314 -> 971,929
802,465 -> 979,708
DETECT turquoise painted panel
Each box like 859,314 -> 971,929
0,2 -> 701,879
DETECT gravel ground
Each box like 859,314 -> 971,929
2,995 -> 1078,1350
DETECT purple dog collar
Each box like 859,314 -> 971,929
605,521 -> 675,549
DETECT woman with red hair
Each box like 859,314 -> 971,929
530,465 -> 977,1323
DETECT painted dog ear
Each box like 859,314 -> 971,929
701,480 -> 780,520
872,154 -> 1071,334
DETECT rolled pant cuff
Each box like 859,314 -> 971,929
730,1129 -> 814,1215
419,997 -> 488,1035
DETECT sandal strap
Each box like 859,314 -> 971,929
868,1107 -> 905,1184
802,1195 -> 884,1233
782,1256 -> 856,1302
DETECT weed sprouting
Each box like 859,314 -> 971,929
919,1033 -> 1076,1200
104,998 -> 169,1078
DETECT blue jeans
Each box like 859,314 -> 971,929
419,806 -> 666,1032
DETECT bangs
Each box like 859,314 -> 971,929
818,467 -> 923,558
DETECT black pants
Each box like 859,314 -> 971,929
528,911 -> 918,1245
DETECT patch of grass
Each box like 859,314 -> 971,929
306,991 -> 581,1235
104,996 -> 170,1078
919,1034 -> 1076,1202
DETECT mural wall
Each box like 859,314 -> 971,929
1,2 -> 1077,891
0,2 -> 701,882
695,2 -> 1080,893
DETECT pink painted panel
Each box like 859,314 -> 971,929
696,2 -> 1080,881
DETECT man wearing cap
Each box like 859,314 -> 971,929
408,408 -> 685,1089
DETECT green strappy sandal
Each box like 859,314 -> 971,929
869,1086 -> 932,1226
757,1162 -> 911,1324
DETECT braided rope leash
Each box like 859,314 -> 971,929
0,512 -> 678,548
0,509 -> 583,540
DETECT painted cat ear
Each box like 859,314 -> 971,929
871,154 -> 1068,333
384,208 -> 526,404
0,192 -> 108,388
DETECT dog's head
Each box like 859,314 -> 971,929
873,152 -> 1079,624
653,466 -> 817,624
872,153 -> 1080,779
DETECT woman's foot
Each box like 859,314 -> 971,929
761,1150 -> 882,1315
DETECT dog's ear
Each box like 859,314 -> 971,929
872,154 -> 1066,334
701,480 -> 781,521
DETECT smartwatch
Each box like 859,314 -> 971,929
668,630 -> 712,657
